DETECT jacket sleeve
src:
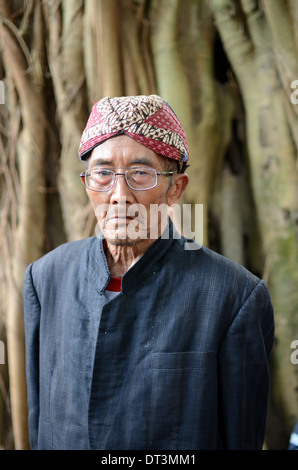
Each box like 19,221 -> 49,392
23,263 -> 40,450
219,279 -> 274,449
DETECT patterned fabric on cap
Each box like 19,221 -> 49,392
78,95 -> 189,172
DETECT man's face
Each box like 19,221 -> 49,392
85,135 -> 188,246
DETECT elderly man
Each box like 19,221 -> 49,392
24,94 -> 274,450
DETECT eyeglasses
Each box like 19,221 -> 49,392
80,167 -> 176,191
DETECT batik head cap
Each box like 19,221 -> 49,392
78,94 -> 189,173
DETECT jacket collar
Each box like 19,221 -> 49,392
87,219 -> 181,295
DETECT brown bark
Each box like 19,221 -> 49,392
0,0 -> 47,448
213,0 -> 298,445
98,0 -> 122,96
43,0 -> 89,241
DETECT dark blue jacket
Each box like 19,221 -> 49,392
24,225 -> 274,450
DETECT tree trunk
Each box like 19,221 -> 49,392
213,0 -> 298,446
0,0 -> 47,449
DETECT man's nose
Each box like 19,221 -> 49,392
109,173 -> 134,204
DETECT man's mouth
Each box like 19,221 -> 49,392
107,214 -> 134,222
106,209 -> 141,223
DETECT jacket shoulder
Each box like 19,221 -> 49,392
27,236 -> 97,276
181,239 -> 259,280
202,245 -> 259,282
178,239 -> 262,301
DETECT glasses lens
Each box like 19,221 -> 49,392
126,168 -> 157,189
86,169 -> 114,190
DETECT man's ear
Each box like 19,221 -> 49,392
167,173 -> 189,205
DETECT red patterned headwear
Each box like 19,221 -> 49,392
78,95 -> 189,173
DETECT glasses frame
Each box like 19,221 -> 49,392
80,167 -> 177,192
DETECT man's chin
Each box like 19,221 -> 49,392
102,230 -> 143,247
105,238 -> 139,247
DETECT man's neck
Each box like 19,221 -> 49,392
105,238 -> 155,277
